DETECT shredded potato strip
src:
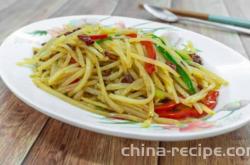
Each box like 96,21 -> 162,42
109,61 -> 155,105
73,57 -> 93,93
95,58 -> 124,113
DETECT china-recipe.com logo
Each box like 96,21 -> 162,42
121,144 -> 250,159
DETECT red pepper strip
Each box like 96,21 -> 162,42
155,103 -> 206,119
155,102 -> 179,114
201,91 -> 219,109
78,34 -> 108,46
71,78 -> 80,84
156,107 -> 205,119
126,33 -> 137,38
89,34 -> 108,40
78,35 -> 94,45
144,63 -> 155,75
155,91 -> 219,119
140,41 -> 156,74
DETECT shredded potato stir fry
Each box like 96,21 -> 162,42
19,24 -> 228,126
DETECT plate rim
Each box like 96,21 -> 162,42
0,15 -> 250,141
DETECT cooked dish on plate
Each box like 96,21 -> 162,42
19,24 -> 228,126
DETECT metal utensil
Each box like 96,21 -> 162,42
167,8 -> 250,28
143,4 -> 250,35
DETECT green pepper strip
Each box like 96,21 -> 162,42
96,36 -> 112,44
152,35 -> 196,94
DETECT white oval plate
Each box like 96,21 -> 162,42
1,15 -> 250,141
